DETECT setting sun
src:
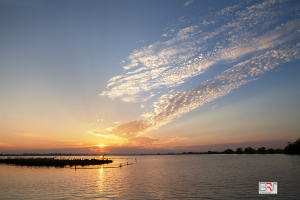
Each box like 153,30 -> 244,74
95,144 -> 107,147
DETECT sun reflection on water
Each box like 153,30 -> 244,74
97,167 -> 104,194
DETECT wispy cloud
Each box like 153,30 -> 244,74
159,137 -> 188,144
183,0 -> 195,7
89,120 -> 150,139
147,43 -> 300,127
129,137 -> 160,145
101,0 -> 299,103
136,39 -> 145,43
96,43 -> 300,141
96,0 -> 300,142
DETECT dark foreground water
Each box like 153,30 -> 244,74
0,154 -> 300,199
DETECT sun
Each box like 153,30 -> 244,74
95,144 -> 107,147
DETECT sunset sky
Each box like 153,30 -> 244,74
1,0 -> 300,154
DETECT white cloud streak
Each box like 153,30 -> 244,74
95,43 -> 300,139
101,0 -> 300,102
183,0 -> 195,7
147,43 -> 300,128
95,0 -> 300,140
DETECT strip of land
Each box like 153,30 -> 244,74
0,158 -> 113,167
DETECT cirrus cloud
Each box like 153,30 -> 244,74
95,0 -> 300,144
101,0 -> 300,103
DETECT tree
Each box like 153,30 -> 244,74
224,149 -> 234,154
236,147 -> 243,154
266,148 -> 274,154
257,147 -> 266,154
284,139 -> 300,154
244,147 -> 255,154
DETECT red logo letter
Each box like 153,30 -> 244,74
266,183 -> 273,191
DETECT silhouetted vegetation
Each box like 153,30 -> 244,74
236,147 -> 243,154
284,139 -> 300,154
266,148 -> 274,154
219,146 -> 282,154
181,147 -> 283,155
257,147 -> 266,154
244,147 -> 255,154
0,145 -> 289,158
0,157 -> 112,167
224,149 -> 234,154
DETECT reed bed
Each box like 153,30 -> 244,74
0,157 -> 113,167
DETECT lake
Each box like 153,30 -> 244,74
0,154 -> 300,199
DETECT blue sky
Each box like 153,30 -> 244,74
0,0 -> 300,154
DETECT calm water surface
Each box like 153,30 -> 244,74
0,154 -> 300,199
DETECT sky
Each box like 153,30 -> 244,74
0,0 -> 300,154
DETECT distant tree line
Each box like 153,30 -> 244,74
182,147 -> 282,155
222,138 -> 300,155
222,146 -> 279,154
